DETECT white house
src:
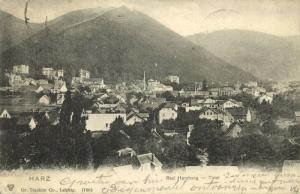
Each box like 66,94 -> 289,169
147,79 -> 173,92
85,113 -> 126,132
13,64 -> 29,74
126,112 -> 149,125
220,99 -> 243,109
17,116 -> 37,130
166,75 -> 180,84
199,107 -> 233,127
258,94 -> 273,104
42,67 -> 55,78
57,69 -> 64,78
185,106 -> 202,112
39,95 -> 51,105
158,103 -> 178,124
59,82 -> 68,93
79,69 -> 90,79
35,86 -> 44,94
0,109 -> 11,119
245,81 -> 258,88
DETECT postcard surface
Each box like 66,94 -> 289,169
0,0 -> 300,193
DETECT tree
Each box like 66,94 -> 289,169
0,124 -> 19,169
161,135 -> 191,168
202,79 -> 208,91
189,119 -> 223,149
207,136 -> 233,165
0,73 -> 10,87
59,91 -> 72,131
160,91 -> 176,101
108,117 -> 130,150
279,139 -> 300,160
261,119 -> 280,135
232,135 -> 277,166
289,125 -> 300,137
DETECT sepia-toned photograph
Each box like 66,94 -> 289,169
0,0 -> 300,193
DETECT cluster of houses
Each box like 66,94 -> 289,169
2,65 -> 300,139
3,65 -> 300,170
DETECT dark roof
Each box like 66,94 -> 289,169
159,102 -> 178,110
17,116 -> 36,125
239,123 -> 263,136
199,107 -> 226,115
225,123 -> 242,136
127,111 -> 149,120
226,107 -> 248,116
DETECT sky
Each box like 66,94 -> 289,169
0,0 -> 299,36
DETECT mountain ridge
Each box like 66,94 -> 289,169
0,9 -> 42,53
0,7 -> 255,83
187,29 -> 300,81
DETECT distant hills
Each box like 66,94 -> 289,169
0,10 -> 42,53
0,7 -> 254,83
187,30 -> 300,81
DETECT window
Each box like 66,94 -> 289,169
106,123 -> 109,128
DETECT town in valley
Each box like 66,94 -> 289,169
1,63 -> 300,171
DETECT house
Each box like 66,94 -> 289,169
94,103 -> 126,113
208,88 -> 219,97
244,88 -> 260,97
85,113 -> 126,132
163,129 -> 178,137
166,75 -> 180,84
35,86 -> 44,93
13,64 -> 29,74
59,82 -> 68,93
136,153 -> 162,171
37,84 -> 53,94
0,109 -> 11,119
42,67 -> 56,79
185,105 -> 202,112
219,99 -> 243,109
147,79 -> 173,92
158,103 -> 178,124
39,95 -> 51,105
245,81 -> 258,88
140,97 -> 166,110
17,116 -> 37,130
295,111 -> 300,123
8,73 -> 23,86
117,147 -> 136,157
57,69 -> 64,78
126,112 -> 149,125
79,69 -> 90,79
226,107 -> 252,122
199,107 -> 233,127
225,123 -> 242,138
219,87 -> 235,96
258,94 -> 273,104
